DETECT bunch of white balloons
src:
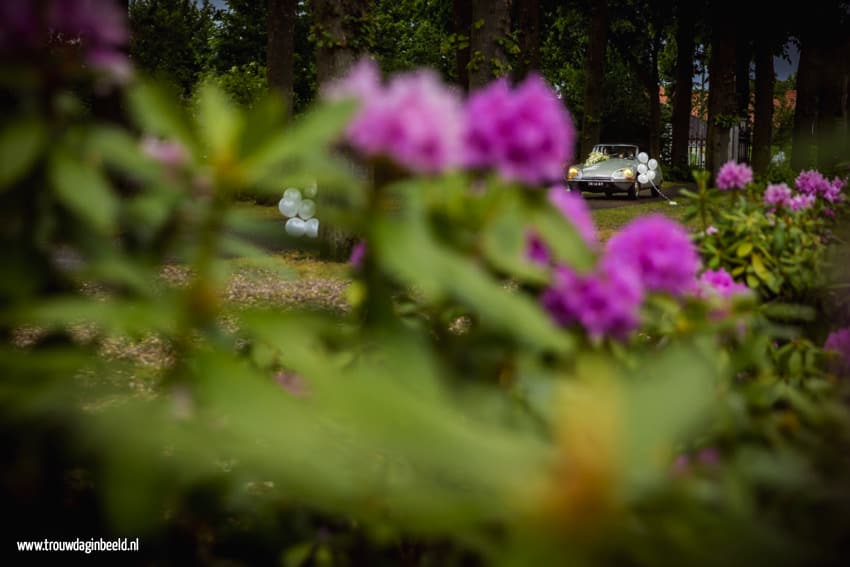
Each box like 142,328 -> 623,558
278,182 -> 319,238
636,152 -> 658,185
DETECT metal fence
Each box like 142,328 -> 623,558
687,116 -> 751,169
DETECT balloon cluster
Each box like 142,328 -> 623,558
636,152 -> 659,185
278,183 -> 319,238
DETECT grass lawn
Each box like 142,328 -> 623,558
591,200 -> 695,241
234,199 -> 699,291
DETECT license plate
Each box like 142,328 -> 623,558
588,181 -> 605,187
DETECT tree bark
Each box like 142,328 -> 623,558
735,36 -> 752,121
647,31 -> 662,158
469,0 -> 511,88
314,0 -> 368,85
791,42 -> 820,171
751,36 -> 775,177
580,0 -> 608,160
452,0 -> 472,90
313,0 -> 370,259
514,0 -> 540,80
670,0 -> 695,172
816,42 -> 846,175
706,3 -> 737,177
267,0 -> 296,117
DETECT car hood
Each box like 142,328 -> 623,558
576,158 -> 635,175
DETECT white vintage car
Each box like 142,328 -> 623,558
566,144 -> 663,199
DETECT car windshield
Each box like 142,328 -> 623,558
593,145 -> 637,160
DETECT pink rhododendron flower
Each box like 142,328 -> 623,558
795,169 -> 830,196
541,262 -> 643,340
349,241 -> 367,269
705,225 -> 718,235
526,231 -> 550,266
788,193 -> 816,211
605,215 -> 700,296
824,177 -> 846,203
323,57 -> 381,102
763,183 -> 792,207
326,59 -> 465,174
1,0 -> 131,82
464,75 -> 575,186
697,268 -> 748,298
547,186 -> 597,246
715,161 -> 753,190
141,136 -> 189,168
824,328 -> 850,375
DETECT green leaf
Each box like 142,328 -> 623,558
481,204 -> 548,284
242,100 -> 355,184
49,151 -> 118,233
531,205 -> 595,272
88,125 -> 163,182
196,80 -> 242,159
374,184 -> 572,354
736,241 -> 753,258
0,117 -> 47,190
126,80 -> 197,155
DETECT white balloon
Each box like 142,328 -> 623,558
305,218 -> 319,238
278,197 -> 299,218
638,152 -> 649,163
648,158 -> 659,170
637,163 -> 648,174
304,181 -> 318,198
285,217 -> 306,237
297,198 -> 316,220
283,188 -> 302,202
638,173 -> 649,184
647,170 -> 657,181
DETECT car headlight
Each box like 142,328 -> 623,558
612,168 -> 635,180
567,166 -> 581,180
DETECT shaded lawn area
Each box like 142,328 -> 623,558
591,200 -> 695,241
226,200 -> 699,310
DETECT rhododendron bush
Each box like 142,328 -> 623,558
3,2 -> 850,565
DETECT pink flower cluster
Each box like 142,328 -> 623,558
1,0 -> 130,82
327,59 -> 574,184
326,60 -> 465,174
824,328 -> 850,375
697,269 -> 748,298
716,161 -> 753,191
541,262 -> 643,341
540,214 -> 700,339
788,193 -> 816,212
796,170 -> 845,203
605,215 -> 701,296
464,76 -> 575,185
763,183 -> 792,207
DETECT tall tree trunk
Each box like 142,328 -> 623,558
706,3 -> 737,177
314,0 -> 370,259
514,0 -> 540,80
751,36 -> 775,177
647,33 -> 661,158
671,0 -> 695,172
816,39 -> 847,175
791,42 -> 820,171
580,0 -> 608,159
469,0 -> 511,88
735,36 -> 751,121
452,0 -> 472,90
314,0 -> 369,85
267,0 -> 296,117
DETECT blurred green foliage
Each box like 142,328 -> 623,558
3,27 -> 850,567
